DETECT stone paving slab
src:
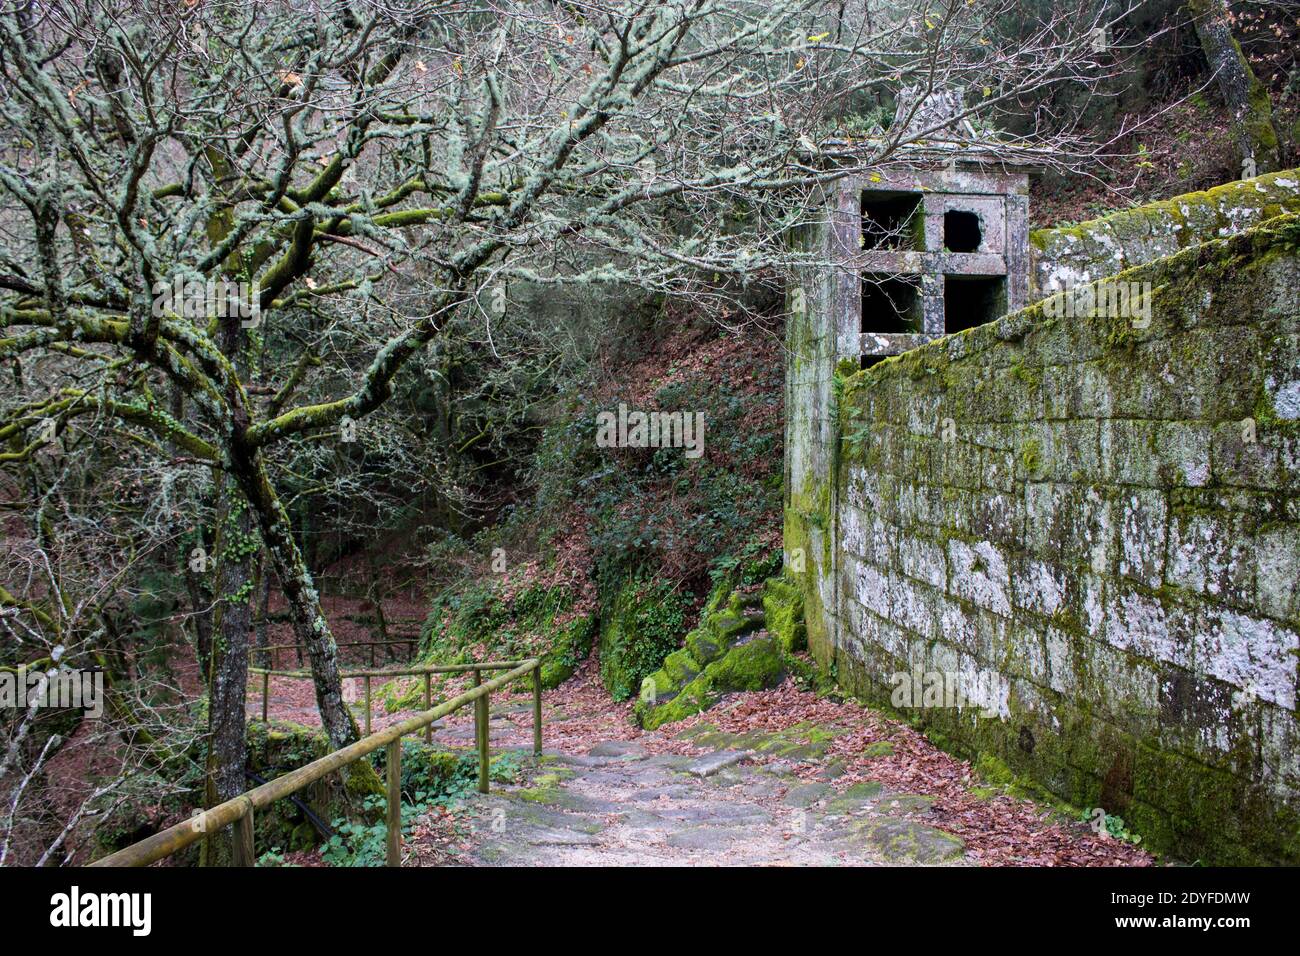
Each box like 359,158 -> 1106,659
683,750 -> 749,777
453,729 -> 970,867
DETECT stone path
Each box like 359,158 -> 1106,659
261,661 -> 1149,866
444,712 -> 968,866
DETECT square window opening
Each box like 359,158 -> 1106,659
861,192 -> 923,251
944,275 -> 1006,333
944,210 -> 982,252
862,274 -> 923,333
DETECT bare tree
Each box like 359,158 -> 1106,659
1,0 -> 1119,833
1,421 -> 202,864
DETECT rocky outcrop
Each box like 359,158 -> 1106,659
634,578 -> 804,730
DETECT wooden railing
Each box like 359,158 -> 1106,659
258,635 -> 420,669
92,658 -> 542,868
250,660 -> 537,740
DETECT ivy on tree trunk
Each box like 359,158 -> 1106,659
1190,0 -> 1282,175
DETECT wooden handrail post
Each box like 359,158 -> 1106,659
532,666 -> 543,757
370,642 -> 376,667
364,675 -> 372,735
261,671 -> 270,723
475,688 -> 490,794
423,674 -> 432,744
386,740 -> 402,867
91,659 -> 537,868
233,806 -> 255,867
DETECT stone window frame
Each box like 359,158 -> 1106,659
828,165 -> 1032,360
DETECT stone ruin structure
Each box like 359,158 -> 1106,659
785,164 -> 1300,864
819,160 -> 1034,366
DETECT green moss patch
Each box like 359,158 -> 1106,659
420,579 -> 597,690
598,573 -> 692,701
762,576 -> 807,653
635,575 -> 807,730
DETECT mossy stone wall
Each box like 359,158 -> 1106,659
1030,168 -> 1300,298
803,216 -> 1300,864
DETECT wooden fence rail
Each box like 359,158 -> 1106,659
92,658 -> 542,868
255,660 -> 542,809
258,636 -> 420,669
251,660 -> 536,739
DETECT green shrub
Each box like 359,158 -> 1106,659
419,580 -> 596,689
598,573 -> 691,700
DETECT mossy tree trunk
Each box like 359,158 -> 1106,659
255,550 -> 272,671
202,305 -> 256,866
1190,0 -> 1282,175
365,551 -> 391,660
202,476 -> 255,866
173,382 -> 216,685
184,545 -> 215,686
229,445 -> 361,751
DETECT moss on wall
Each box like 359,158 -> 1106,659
763,575 -> 807,653
784,208 -> 842,672
807,214 -> 1300,864
1030,168 -> 1300,297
